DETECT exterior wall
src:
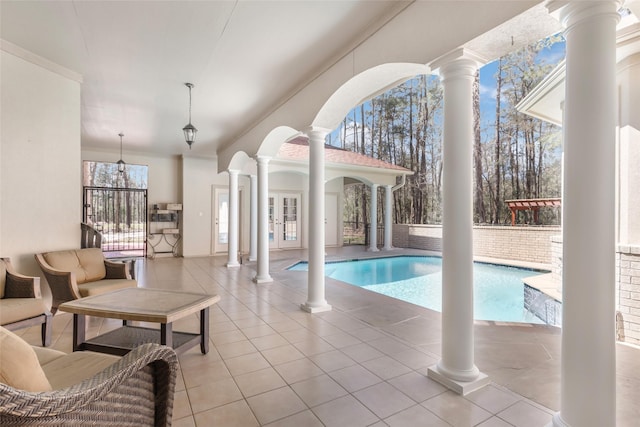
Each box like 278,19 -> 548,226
616,246 -> 640,345
393,224 -> 560,264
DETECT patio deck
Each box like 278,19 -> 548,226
16,247 -> 640,426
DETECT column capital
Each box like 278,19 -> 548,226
227,168 -> 240,176
371,183 -> 379,189
255,155 -> 271,165
546,1 -> 621,30
305,126 -> 331,142
430,48 -> 486,80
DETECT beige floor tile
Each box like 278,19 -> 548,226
497,401 -> 553,427
211,329 -> 247,345
328,364 -> 383,392
387,371 -> 447,402
269,320 -> 305,333
476,417 -> 515,427
322,331 -> 363,348
193,400 -> 259,427
251,333 -> 289,350
209,320 -> 238,334
384,404 -> 450,427
246,386 -> 308,425
312,395 -> 380,427
367,337 -> 413,356
171,415 -> 196,427
224,352 -> 271,376
172,389 -> 192,421
180,359 -> 231,388
234,367 -> 287,397
186,377 -> 243,413
353,382 -> 415,419
310,349 -> 356,372
351,327 -> 387,342
281,328 -> 313,343
262,409 -> 324,427
261,343 -> 306,365
216,339 -> 258,359
294,339 -> 335,358
291,374 -> 349,407
466,385 -> 521,414
362,355 -> 412,380
391,348 -> 438,370
422,391 -> 493,427
341,342 -> 386,363
242,324 -> 276,338
273,358 -> 325,384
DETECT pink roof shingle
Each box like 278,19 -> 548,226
276,137 -> 411,173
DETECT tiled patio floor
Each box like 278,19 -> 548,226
16,247 -> 640,426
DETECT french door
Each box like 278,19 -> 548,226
269,193 -> 302,249
213,188 -> 229,254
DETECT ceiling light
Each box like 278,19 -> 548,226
183,82 -> 198,149
117,132 -> 126,173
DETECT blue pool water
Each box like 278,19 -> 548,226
289,256 -> 546,324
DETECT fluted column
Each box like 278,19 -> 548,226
427,49 -> 488,395
226,169 -> 240,268
383,184 -> 393,250
301,127 -> 332,313
249,174 -> 258,262
254,156 -> 272,283
368,184 -> 379,252
547,2 -> 619,426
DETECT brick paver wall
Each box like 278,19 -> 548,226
393,224 -> 560,264
616,247 -> 640,345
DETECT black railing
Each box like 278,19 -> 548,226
83,187 -> 147,258
363,223 -> 385,248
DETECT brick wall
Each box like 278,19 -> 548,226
393,224 -> 560,264
616,246 -> 640,345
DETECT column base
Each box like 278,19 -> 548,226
248,257 -> 257,262
253,274 -> 273,283
300,302 -> 332,313
368,247 -> 380,252
548,413 -> 569,427
383,246 -> 395,251
226,262 -> 241,268
427,364 -> 489,395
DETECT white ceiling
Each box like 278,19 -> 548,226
0,1 -> 561,159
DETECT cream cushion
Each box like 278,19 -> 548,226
42,248 -> 106,284
78,278 -> 137,297
0,326 -> 52,392
0,298 -> 48,325
40,351 -> 120,390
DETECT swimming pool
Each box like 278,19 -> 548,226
288,256 -> 547,324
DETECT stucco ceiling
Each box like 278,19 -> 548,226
0,1 -> 561,159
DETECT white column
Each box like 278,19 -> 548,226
301,127 -> 331,313
383,184 -> 394,251
547,2 -> 619,426
254,156 -> 272,283
368,184 -> 379,252
249,174 -> 258,262
226,169 -> 240,268
427,49 -> 488,395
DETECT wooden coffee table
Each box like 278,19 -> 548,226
59,288 -> 220,356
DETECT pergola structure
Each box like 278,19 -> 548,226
505,197 -> 561,226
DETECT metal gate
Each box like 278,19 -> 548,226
83,187 -> 147,258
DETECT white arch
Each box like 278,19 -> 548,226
312,63 -> 429,130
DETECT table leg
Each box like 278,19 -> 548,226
200,307 -> 210,354
161,322 -> 173,348
73,314 -> 86,352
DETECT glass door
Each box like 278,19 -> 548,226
213,188 -> 229,254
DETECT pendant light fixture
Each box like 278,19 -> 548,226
117,132 -> 126,173
183,82 -> 198,149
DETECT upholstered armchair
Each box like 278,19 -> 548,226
0,258 -> 52,346
35,248 -> 137,315
0,326 -> 177,426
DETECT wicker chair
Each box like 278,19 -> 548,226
0,258 -> 52,346
0,343 -> 178,426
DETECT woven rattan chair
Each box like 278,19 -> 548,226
0,343 -> 178,426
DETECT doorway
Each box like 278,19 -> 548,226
269,192 -> 302,249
